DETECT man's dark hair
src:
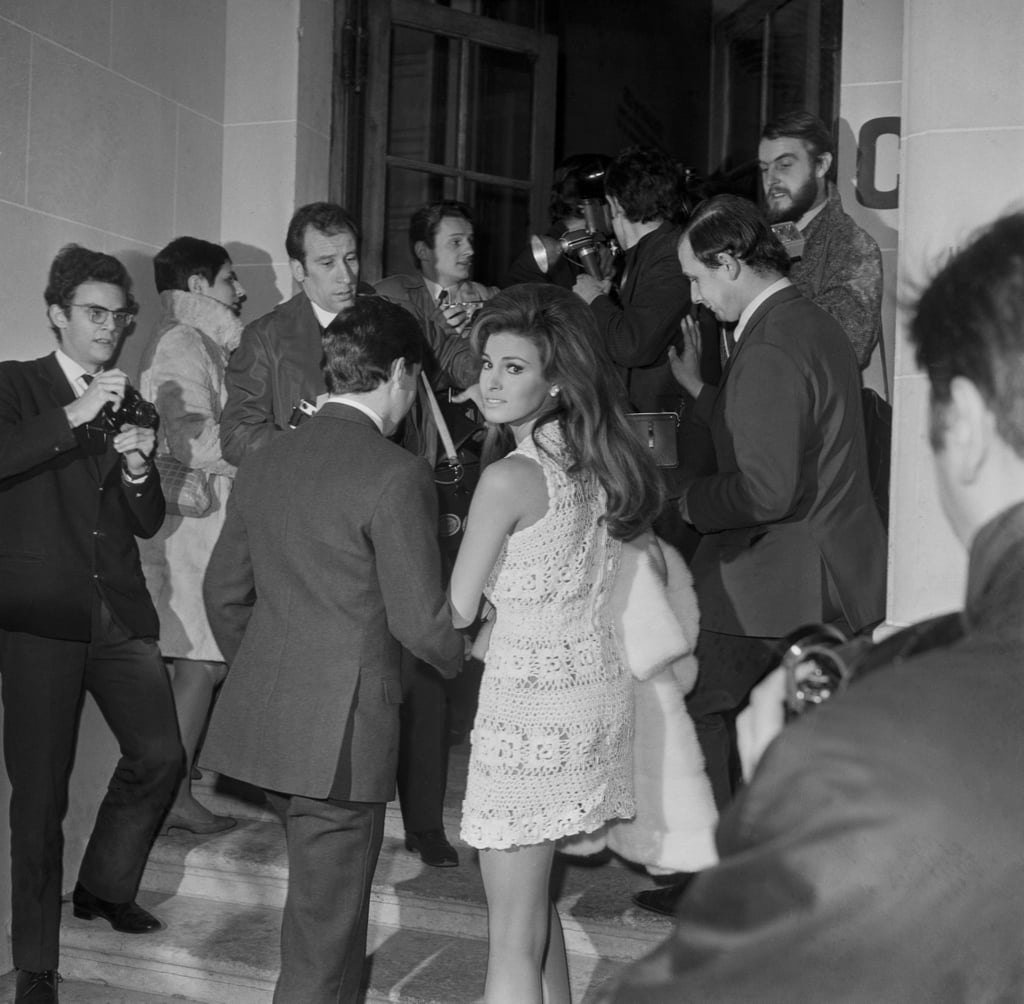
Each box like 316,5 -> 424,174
604,146 -> 684,224
285,202 -> 359,264
761,111 -> 836,163
548,154 -> 611,224
683,194 -> 791,277
322,295 -> 424,394
408,200 -> 474,267
911,211 -> 1024,457
44,244 -> 136,334
153,236 -> 230,294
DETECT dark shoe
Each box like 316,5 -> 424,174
71,882 -> 163,933
160,809 -> 237,836
632,878 -> 693,918
405,829 -> 459,867
15,969 -> 61,1003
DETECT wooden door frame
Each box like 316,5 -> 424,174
332,0 -> 556,279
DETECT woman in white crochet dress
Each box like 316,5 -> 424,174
449,284 -> 663,1004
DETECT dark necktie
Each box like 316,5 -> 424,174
437,289 -> 449,308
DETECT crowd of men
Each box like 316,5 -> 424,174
5,109 -> 1022,1003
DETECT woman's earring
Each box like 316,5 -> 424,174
549,386 -> 560,397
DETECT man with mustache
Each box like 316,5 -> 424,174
758,111 -> 883,368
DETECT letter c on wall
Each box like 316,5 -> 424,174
856,116 -> 900,211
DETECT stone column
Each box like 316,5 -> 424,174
888,0 -> 1024,626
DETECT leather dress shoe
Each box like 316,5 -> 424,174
15,969 -> 61,1003
71,882 -> 163,933
405,829 -> 459,867
160,809 -> 237,836
632,877 -> 694,918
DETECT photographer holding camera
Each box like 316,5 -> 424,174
0,245 -> 182,1003
572,146 -> 696,418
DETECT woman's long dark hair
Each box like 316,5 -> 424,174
471,284 -> 663,541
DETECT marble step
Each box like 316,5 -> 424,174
56,889 -> 629,1003
142,808 -> 671,965
0,968 -> 200,1004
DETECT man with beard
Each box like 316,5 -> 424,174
758,111 -> 883,367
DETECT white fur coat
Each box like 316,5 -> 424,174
559,533 -> 719,874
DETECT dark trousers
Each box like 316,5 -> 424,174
267,792 -> 385,1004
396,651 -> 449,833
686,630 -> 779,811
0,598 -> 182,970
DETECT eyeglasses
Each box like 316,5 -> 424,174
67,303 -> 135,328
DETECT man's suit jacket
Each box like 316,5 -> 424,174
0,353 -> 164,640
219,292 -> 324,466
374,273 -> 496,390
202,403 -> 464,802
588,221 -> 693,414
685,285 -> 886,637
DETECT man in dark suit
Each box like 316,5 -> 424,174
0,245 -> 183,1003
634,195 -> 886,916
571,145 -> 705,416
601,209 -> 1024,1004
375,199 -> 499,868
220,202 -> 374,465
202,296 -> 464,1003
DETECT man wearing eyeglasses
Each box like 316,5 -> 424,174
0,245 -> 183,1003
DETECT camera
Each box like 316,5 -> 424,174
771,221 -> 805,260
90,385 -> 159,435
531,198 -> 619,280
530,155 -> 619,280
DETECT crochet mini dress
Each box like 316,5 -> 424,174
460,422 -> 635,849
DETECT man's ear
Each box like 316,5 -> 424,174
187,273 -> 206,295
289,258 -> 306,285
815,151 -> 833,180
948,375 -> 995,483
48,303 -> 69,333
413,241 -> 432,265
388,357 -> 410,387
606,195 -> 624,219
716,252 -> 742,279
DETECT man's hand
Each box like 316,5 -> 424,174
63,369 -> 128,429
440,301 -> 474,336
113,424 -> 156,477
572,274 -> 611,305
735,666 -> 787,781
668,316 -> 705,398
450,384 -> 484,411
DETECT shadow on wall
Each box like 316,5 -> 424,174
226,241 -> 286,324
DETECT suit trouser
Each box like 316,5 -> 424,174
0,597 -> 182,970
267,792 -> 386,1004
685,630 -> 779,811
396,650 -> 449,833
